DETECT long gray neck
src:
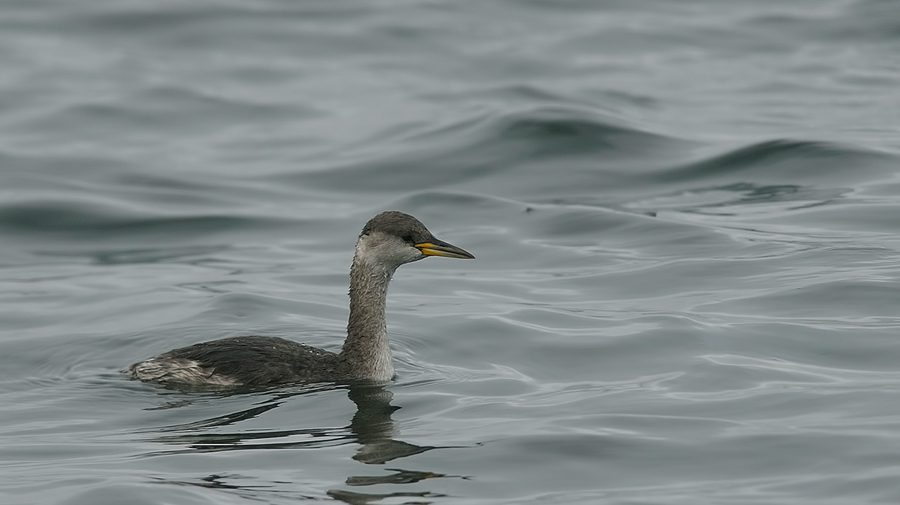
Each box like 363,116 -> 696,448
339,246 -> 397,381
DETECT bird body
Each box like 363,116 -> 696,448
125,211 -> 473,387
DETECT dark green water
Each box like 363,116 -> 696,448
2,1 -> 900,504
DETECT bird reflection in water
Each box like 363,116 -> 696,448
146,383 -> 467,503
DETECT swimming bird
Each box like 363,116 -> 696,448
125,211 -> 474,387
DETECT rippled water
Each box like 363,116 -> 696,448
2,1 -> 900,504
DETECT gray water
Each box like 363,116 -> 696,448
2,1 -> 900,504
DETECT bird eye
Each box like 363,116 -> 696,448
401,234 -> 414,244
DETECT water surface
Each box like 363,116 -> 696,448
2,1 -> 900,504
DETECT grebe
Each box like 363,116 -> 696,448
125,211 -> 474,386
